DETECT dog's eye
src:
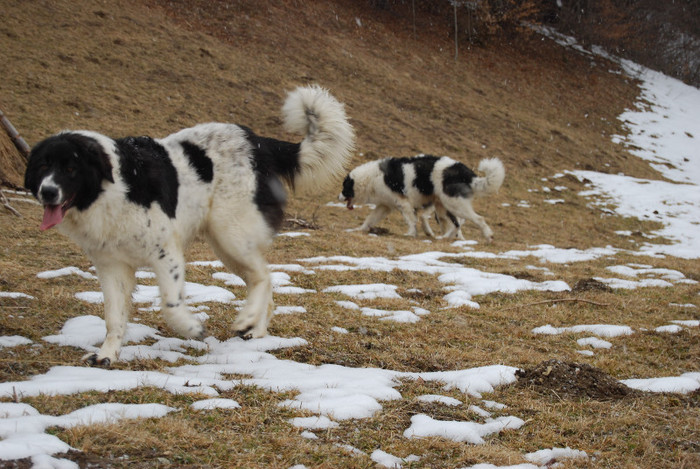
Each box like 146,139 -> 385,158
66,167 -> 75,175
39,164 -> 49,172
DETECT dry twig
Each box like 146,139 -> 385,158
0,189 -> 22,217
504,297 -> 610,311
284,216 -> 319,230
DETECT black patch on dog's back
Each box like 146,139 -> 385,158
379,158 -> 405,194
442,161 -> 475,198
181,141 -> 213,183
115,136 -> 179,218
243,127 -> 300,188
242,127 -> 300,231
408,155 -> 439,195
25,133 -> 114,211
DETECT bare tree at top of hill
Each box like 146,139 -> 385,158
371,0 -> 700,86
546,0 -> 700,87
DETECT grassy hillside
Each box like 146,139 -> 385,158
0,1 -> 697,468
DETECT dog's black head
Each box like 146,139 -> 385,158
25,132 -> 114,230
339,174 -> 355,209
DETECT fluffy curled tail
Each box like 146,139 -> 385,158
282,85 -> 355,193
472,157 -> 505,197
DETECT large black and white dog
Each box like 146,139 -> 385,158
339,155 -> 504,241
25,85 -> 354,366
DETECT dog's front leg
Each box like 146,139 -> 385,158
84,261 -> 135,366
350,205 -> 390,232
153,245 -> 204,340
419,206 -> 436,238
396,201 -> 418,237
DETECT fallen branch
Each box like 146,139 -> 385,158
0,189 -> 22,217
504,298 -> 610,310
284,216 -> 319,230
0,108 -> 30,158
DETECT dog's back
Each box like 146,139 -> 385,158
341,154 -> 504,241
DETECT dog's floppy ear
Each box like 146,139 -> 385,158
24,137 -> 57,194
24,144 -> 42,194
64,133 -> 114,184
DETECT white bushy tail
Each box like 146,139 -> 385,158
282,85 -> 355,193
472,157 -> 505,197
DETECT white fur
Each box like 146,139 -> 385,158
341,156 -> 504,241
42,86 -> 353,365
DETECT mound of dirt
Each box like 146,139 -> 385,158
572,277 -> 613,293
516,359 -> 643,401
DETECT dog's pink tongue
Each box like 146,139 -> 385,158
41,205 -> 63,231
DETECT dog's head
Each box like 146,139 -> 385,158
25,132 -> 114,230
339,173 -> 355,209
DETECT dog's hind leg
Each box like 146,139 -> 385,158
234,255 -> 274,339
86,261 -> 136,366
463,202 -> 492,242
443,199 -> 493,242
435,205 -> 465,240
206,232 -> 274,340
152,242 -> 204,340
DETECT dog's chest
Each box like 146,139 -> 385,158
60,203 -> 178,266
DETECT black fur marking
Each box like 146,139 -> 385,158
441,162 -> 475,198
254,176 -> 287,231
379,158 -> 405,194
243,127 -> 300,188
446,210 -> 460,227
25,133 -> 114,211
181,141 -> 213,183
341,174 -> 355,199
236,326 -> 254,339
243,127 -> 299,231
115,136 -> 179,218
408,155 -> 439,195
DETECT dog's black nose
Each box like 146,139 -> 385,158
40,186 -> 59,204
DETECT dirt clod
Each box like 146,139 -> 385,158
572,277 -> 613,293
516,359 -> 643,401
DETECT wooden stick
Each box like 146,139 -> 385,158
0,108 -> 30,158
503,298 -> 610,310
0,189 -> 22,217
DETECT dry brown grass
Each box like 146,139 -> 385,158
1,0 -> 699,468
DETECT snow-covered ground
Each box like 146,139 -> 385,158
2,44 -> 700,469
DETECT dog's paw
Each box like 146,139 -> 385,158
235,326 -> 254,340
82,353 -> 112,368
172,317 -> 205,340
184,323 -> 205,340
195,325 -> 208,340
234,323 -> 267,340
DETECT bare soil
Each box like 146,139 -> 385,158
515,359 -> 643,401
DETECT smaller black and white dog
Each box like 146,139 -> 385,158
339,155 -> 505,241
25,85 -> 354,366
